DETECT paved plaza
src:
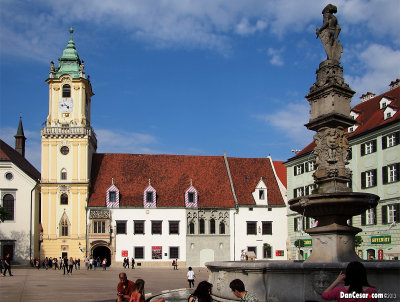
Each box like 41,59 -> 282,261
0,265 -> 209,302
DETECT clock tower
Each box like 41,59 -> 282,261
40,28 -> 96,259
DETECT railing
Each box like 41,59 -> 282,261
41,126 -> 97,140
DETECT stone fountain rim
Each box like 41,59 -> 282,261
288,191 -> 379,206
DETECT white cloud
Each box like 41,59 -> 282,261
346,44 -> 400,102
255,102 -> 313,145
96,129 -> 160,154
2,0 -> 399,60
267,47 -> 284,66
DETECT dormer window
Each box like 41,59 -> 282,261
185,184 -> 198,207
379,97 -> 392,109
106,182 -> 120,207
383,107 -> 396,120
62,84 -> 71,98
382,102 -> 387,108
109,191 -> 116,202
253,178 -> 268,205
259,190 -> 265,200
143,182 -> 156,208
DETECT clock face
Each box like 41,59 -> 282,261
59,98 -> 73,113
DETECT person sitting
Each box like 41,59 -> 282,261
229,279 -> 259,302
117,272 -> 135,302
129,279 -> 145,302
322,261 -> 377,301
188,281 -> 213,302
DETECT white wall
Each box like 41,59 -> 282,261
111,208 -> 187,263
233,206 -> 288,260
0,162 -> 39,263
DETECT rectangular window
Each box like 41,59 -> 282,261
388,205 -> 397,224
169,247 -> 179,259
146,192 -> 153,202
61,171 -> 67,180
294,217 -> 304,232
262,221 -> 272,235
259,190 -> 265,200
264,244 -> 272,259
361,140 -> 376,156
116,221 -> 127,234
247,246 -> 257,257
93,221 -> 106,233
188,192 -> 195,203
247,221 -> 257,235
382,132 -> 399,149
152,221 -> 162,234
294,187 -> 304,198
134,221 -> 144,234
383,204 -> 400,224
61,224 -> 68,236
383,163 -> 399,184
366,209 -> 375,225
305,184 -> 315,195
361,169 -> 377,188
294,164 -> 304,176
305,161 -> 315,172
134,247 -> 144,259
109,191 -> 116,202
169,221 -> 179,234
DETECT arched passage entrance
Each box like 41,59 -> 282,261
93,246 -> 111,266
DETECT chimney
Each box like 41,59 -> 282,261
389,79 -> 400,90
14,117 -> 26,157
360,92 -> 375,103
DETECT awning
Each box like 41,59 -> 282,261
386,246 -> 400,256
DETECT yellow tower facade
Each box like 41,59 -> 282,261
40,28 -> 96,259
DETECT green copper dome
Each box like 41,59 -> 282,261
55,27 -> 82,79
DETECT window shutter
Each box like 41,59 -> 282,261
293,189 -> 297,198
372,169 -> 377,187
395,132 -> 400,146
372,140 -> 377,152
373,207 -> 377,225
382,205 -> 387,224
294,218 -> 298,231
382,166 -> 388,184
305,163 -> 309,172
361,212 -> 366,226
361,144 -> 365,156
361,172 -> 366,189
301,164 -> 304,174
395,204 -> 400,223
396,163 -> 400,182
294,167 -> 297,176
306,218 -> 310,230
347,147 -> 352,160
382,136 -> 387,149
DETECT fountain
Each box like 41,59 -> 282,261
206,4 -> 400,301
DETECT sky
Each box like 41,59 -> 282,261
0,0 -> 399,171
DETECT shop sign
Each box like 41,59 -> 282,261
152,246 -> 162,259
303,239 -> 312,247
371,235 -> 391,244
275,250 -> 284,256
121,250 -> 128,257
378,249 -> 383,260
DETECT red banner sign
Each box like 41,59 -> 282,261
378,249 -> 383,260
122,250 -> 128,257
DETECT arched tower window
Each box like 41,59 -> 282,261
3,194 -> 14,220
199,219 -> 205,234
59,212 -> 70,237
219,221 -> 226,234
189,222 -> 195,234
61,169 -> 67,180
60,193 -> 68,205
62,84 -> 71,98
210,218 -> 216,234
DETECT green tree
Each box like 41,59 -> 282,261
0,206 -> 8,223
294,239 -> 305,259
355,235 -> 363,248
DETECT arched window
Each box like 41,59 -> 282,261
61,169 -> 67,180
60,193 -> 68,205
189,222 -> 195,234
62,84 -> 71,98
219,222 -> 225,234
59,212 -> 70,237
210,219 -> 216,234
3,194 -> 14,220
199,219 -> 205,234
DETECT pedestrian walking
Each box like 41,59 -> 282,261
63,257 -> 68,275
2,253 -> 13,276
102,258 -> 107,270
69,257 -> 74,274
77,258 -> 81,270
59,257 -> 62,270
187,267 -> 195,288
131,257 -> 135,269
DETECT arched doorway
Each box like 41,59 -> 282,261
367,249 -> 375,260
93,246 -> 111,266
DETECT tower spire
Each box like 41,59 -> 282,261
14,116 -> 26,157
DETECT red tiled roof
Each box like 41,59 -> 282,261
288,85 -> 400,161
89,154 -> 285,208
272,161 -> 287,188
227,157 -> 285,206
0,139 -> 41,181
